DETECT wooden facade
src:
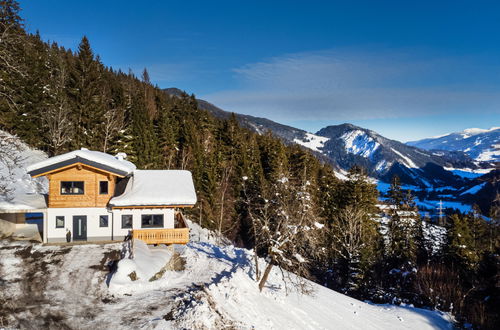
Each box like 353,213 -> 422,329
47,163 -> 118,208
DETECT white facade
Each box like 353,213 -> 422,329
111,208 -> 175,240
46,207 -> 175,243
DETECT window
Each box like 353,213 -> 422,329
99,215 -> 109,227
121,215 -> 132,229
99,181 -> 109,195
61,181 -> 84,195
141,214 -> 164,228
55,216 -> 65,228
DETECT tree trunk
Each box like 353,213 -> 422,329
254,247 -> 260,281
258,262 -> 273,292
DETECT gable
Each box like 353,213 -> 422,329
29,157 -> 129,178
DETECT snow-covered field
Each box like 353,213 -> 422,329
0,222 -> 452,329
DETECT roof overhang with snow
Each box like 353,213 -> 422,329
27,149 -> 136,178
109,170 -> 197,208
0,194 -> 47,213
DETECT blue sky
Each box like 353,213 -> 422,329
19,0 -> 500,141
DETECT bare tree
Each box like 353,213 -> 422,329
329,205 -> 375,292
0,130 -> 25,200
102,107 -> 125,153
217,162 -> 233,242
243,176 -> 324,293
0,1 -> 26,112
41,53 -> 73,155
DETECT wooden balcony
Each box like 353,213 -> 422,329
132,228 -> 190,245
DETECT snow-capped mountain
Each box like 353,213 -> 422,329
164,89 -> 481,187
313,124 -> 477,187
407,127 -> 500,162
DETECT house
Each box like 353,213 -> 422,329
22,149 -> 196,244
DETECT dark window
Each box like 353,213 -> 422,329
121,215 -> 132,229
141,214 -> 164,228
99,215 -> 109,227
61,181 -> 84,195
55,216 -> 65,228
99,181 -> 109,195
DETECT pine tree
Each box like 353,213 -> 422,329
387,176 -> 420,278
327,166 -> 380,294
67,36 -> 105,149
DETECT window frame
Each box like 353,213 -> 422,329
60,181 -> 85,195
141,214 -> 164,228
55,216 -> 65,228
99,181 -> 109,195
99,215 -> 109,228
121,214 -> 133,229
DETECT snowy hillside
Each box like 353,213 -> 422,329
313,124 -> 476,188
293,132 -> 330,153
0,221 -> 453,329
407,127 -> 500,162
340,130 -> 380,158
0,130 -> 48,206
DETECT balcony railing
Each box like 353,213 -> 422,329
132,228 -> 189,245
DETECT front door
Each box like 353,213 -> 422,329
73,216 -> 87,241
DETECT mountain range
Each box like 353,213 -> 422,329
164,88 -> 493,190
407,127 -> 500,162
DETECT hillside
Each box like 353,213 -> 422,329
0,223 -> 453,329
164,88 -> 310,143
407,127 -> 500,162
163,89 -> 482,188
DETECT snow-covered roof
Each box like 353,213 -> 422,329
0,194 -> 47,213
27,149 -> 136,177
110,170 -> 197,207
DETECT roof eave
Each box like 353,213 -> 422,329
28,157 -> 130,178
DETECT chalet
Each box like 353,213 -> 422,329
20,149 -> 196,244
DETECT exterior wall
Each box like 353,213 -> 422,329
0,213 -> 25,224
47,164 -> 117,208
111,208 -> 175,240
46,207 -> 113,242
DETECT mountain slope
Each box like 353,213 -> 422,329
164,88 -> 310,143
315,124 -> 477,187
164,89 -> 479,187
0,226 -> 453,329
407,127 -> 500,162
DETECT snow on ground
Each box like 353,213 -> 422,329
461,127 -> 500,138
444,167 -> 493,179
293,132 -> 329,153
460,182 -> 487,196
334,168 -> 350,180
391,148 -> 418,168
476,147 -> 499,162
0,221 -> 453,329
416,199 -> 472,213
341,130 -> 380,158
375,160 -> 391,173
376,181 -> 419,194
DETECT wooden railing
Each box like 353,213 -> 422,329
132,228 -> 190,245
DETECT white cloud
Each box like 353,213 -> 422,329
202,49 -> 500,122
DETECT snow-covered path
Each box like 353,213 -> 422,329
0,229 -> 452,329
